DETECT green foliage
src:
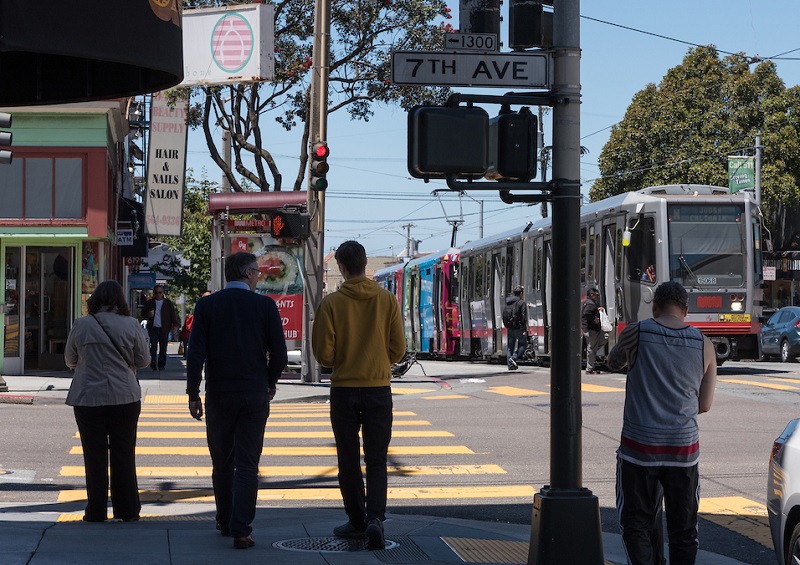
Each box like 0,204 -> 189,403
152,170 -> 214,304
590,46 -> 800,221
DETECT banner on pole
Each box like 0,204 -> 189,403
728,156 -> 755,193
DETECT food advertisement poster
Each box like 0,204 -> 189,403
230,236 -> 303,343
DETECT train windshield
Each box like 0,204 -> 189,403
668,204 -> 746,288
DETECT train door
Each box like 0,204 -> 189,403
409,268 -> 420,351
459,257 -> 473,357
543,237 -> 553,356
432,264 -> 442,354
419,266 -> 433,354
491,249 -> 504,357
603,220 -> 621,350
471,252 -> 490,356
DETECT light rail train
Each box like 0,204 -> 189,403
376,185 -> 766,366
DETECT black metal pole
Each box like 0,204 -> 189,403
528,0 -> 604,562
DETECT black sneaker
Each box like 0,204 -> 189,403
365,518 -> 385,549
216,521 -> 230,537
333,521 -> 366,539
508,358 -> 518,370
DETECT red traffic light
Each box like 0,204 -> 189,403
314,143 -> 330,159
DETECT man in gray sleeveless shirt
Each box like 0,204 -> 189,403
606,281 -> 716,565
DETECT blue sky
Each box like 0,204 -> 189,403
185,0 -> 800,257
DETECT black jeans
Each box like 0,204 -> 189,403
205,391 -> 270,538
147,325 -> 169,369
616,456 -> 700,565
330,386 -> 393,525
73,401 -> 141,521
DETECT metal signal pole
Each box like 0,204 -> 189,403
528,0 -> 604,562
302,0 -> 330,383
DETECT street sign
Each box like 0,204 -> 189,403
391,50 -> 551,89
444,33 -> 499,52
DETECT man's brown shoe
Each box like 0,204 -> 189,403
233,534 -> 255,549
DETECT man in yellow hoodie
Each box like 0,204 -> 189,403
312,240 -> 406,549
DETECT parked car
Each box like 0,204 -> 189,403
761,306 -> 800,362
769,419 -> 800,564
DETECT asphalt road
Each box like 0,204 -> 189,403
1,357 -> 798,563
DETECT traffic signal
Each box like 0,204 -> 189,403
309,142 -> 329,191
408,106 -> 489,179
486,107 -> 537,181
271,210 -> 310,239
0,112 -> 11,165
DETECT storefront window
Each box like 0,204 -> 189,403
0,157 -> 83,219
4,249 -> 20,358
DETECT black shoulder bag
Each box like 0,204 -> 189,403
91,314 -> 135,370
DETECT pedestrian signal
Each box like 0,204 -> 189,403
271,210 -> 310,239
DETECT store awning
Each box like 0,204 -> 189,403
208,192 -> 308,215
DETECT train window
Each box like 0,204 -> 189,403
588,224 -> 596,285
668,204 -> 745,288
753,221 -> 762,281
580,227 -> 587,286
616,229 -> 623,282
626,217 -> 656,283
475,255 -> 485,297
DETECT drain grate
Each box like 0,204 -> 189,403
274,536 -> 399,552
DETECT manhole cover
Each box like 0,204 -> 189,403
274,536 -> 399,552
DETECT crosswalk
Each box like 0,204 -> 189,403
55,389 -> 775,551
57,395 -> 535,514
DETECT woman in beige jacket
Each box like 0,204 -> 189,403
65,280 -> 151,522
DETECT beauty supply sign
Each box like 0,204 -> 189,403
145,91 -> 188,237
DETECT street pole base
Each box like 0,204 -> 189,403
0,375 -> 7,392
528,486 -> 604,565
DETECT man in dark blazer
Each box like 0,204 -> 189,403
141,284 -> 180,370
186,252 -> 288,550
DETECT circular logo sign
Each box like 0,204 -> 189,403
211,13 -> 255,73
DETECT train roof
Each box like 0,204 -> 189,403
373,262 -> 404,278
405,247 -> 459,268
459,225 -> 531,253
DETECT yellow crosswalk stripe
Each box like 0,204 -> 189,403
720,378 -> 798,391
77,430 -> 454,439
134,419 -> 432,428
69,445 -> 476,456
698,496 -> 771,548
486,386 -> 548,396
57,485 -> 537,503
581,383 -> 625,393
60,464 -> 507,477
391,387 -> 438,395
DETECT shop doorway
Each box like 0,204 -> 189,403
4,246 -> 74,373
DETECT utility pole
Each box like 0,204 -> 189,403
528,0 -> 604,562
755,131 -> 762,208
302,0 -> 330,383
401,223 -> 416,259
221,131 -> 231,192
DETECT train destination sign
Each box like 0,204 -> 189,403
443,33 -> 499,51
391,50 -> 551,88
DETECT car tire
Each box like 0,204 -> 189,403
788,521 -> 800,565
782,340 -> 797,363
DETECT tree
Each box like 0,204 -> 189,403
151,170 -> 215,303
182,0 -> 453,191
590,46 -> 800,226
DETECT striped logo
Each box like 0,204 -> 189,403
211,13 -> 254,73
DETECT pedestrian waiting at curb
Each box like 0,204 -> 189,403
582,286 -> 608,374
607,281 -> 717,565
64,280 -> 151,523
312,240 -> 406,549
186,252 -> 287,550
502,285 -> 527,371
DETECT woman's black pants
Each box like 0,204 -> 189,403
73,401 -> 141,521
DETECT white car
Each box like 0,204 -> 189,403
768,418 -> 800,564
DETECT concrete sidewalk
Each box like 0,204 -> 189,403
0,347 -> 748,564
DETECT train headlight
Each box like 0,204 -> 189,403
731,301 -> 743,312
